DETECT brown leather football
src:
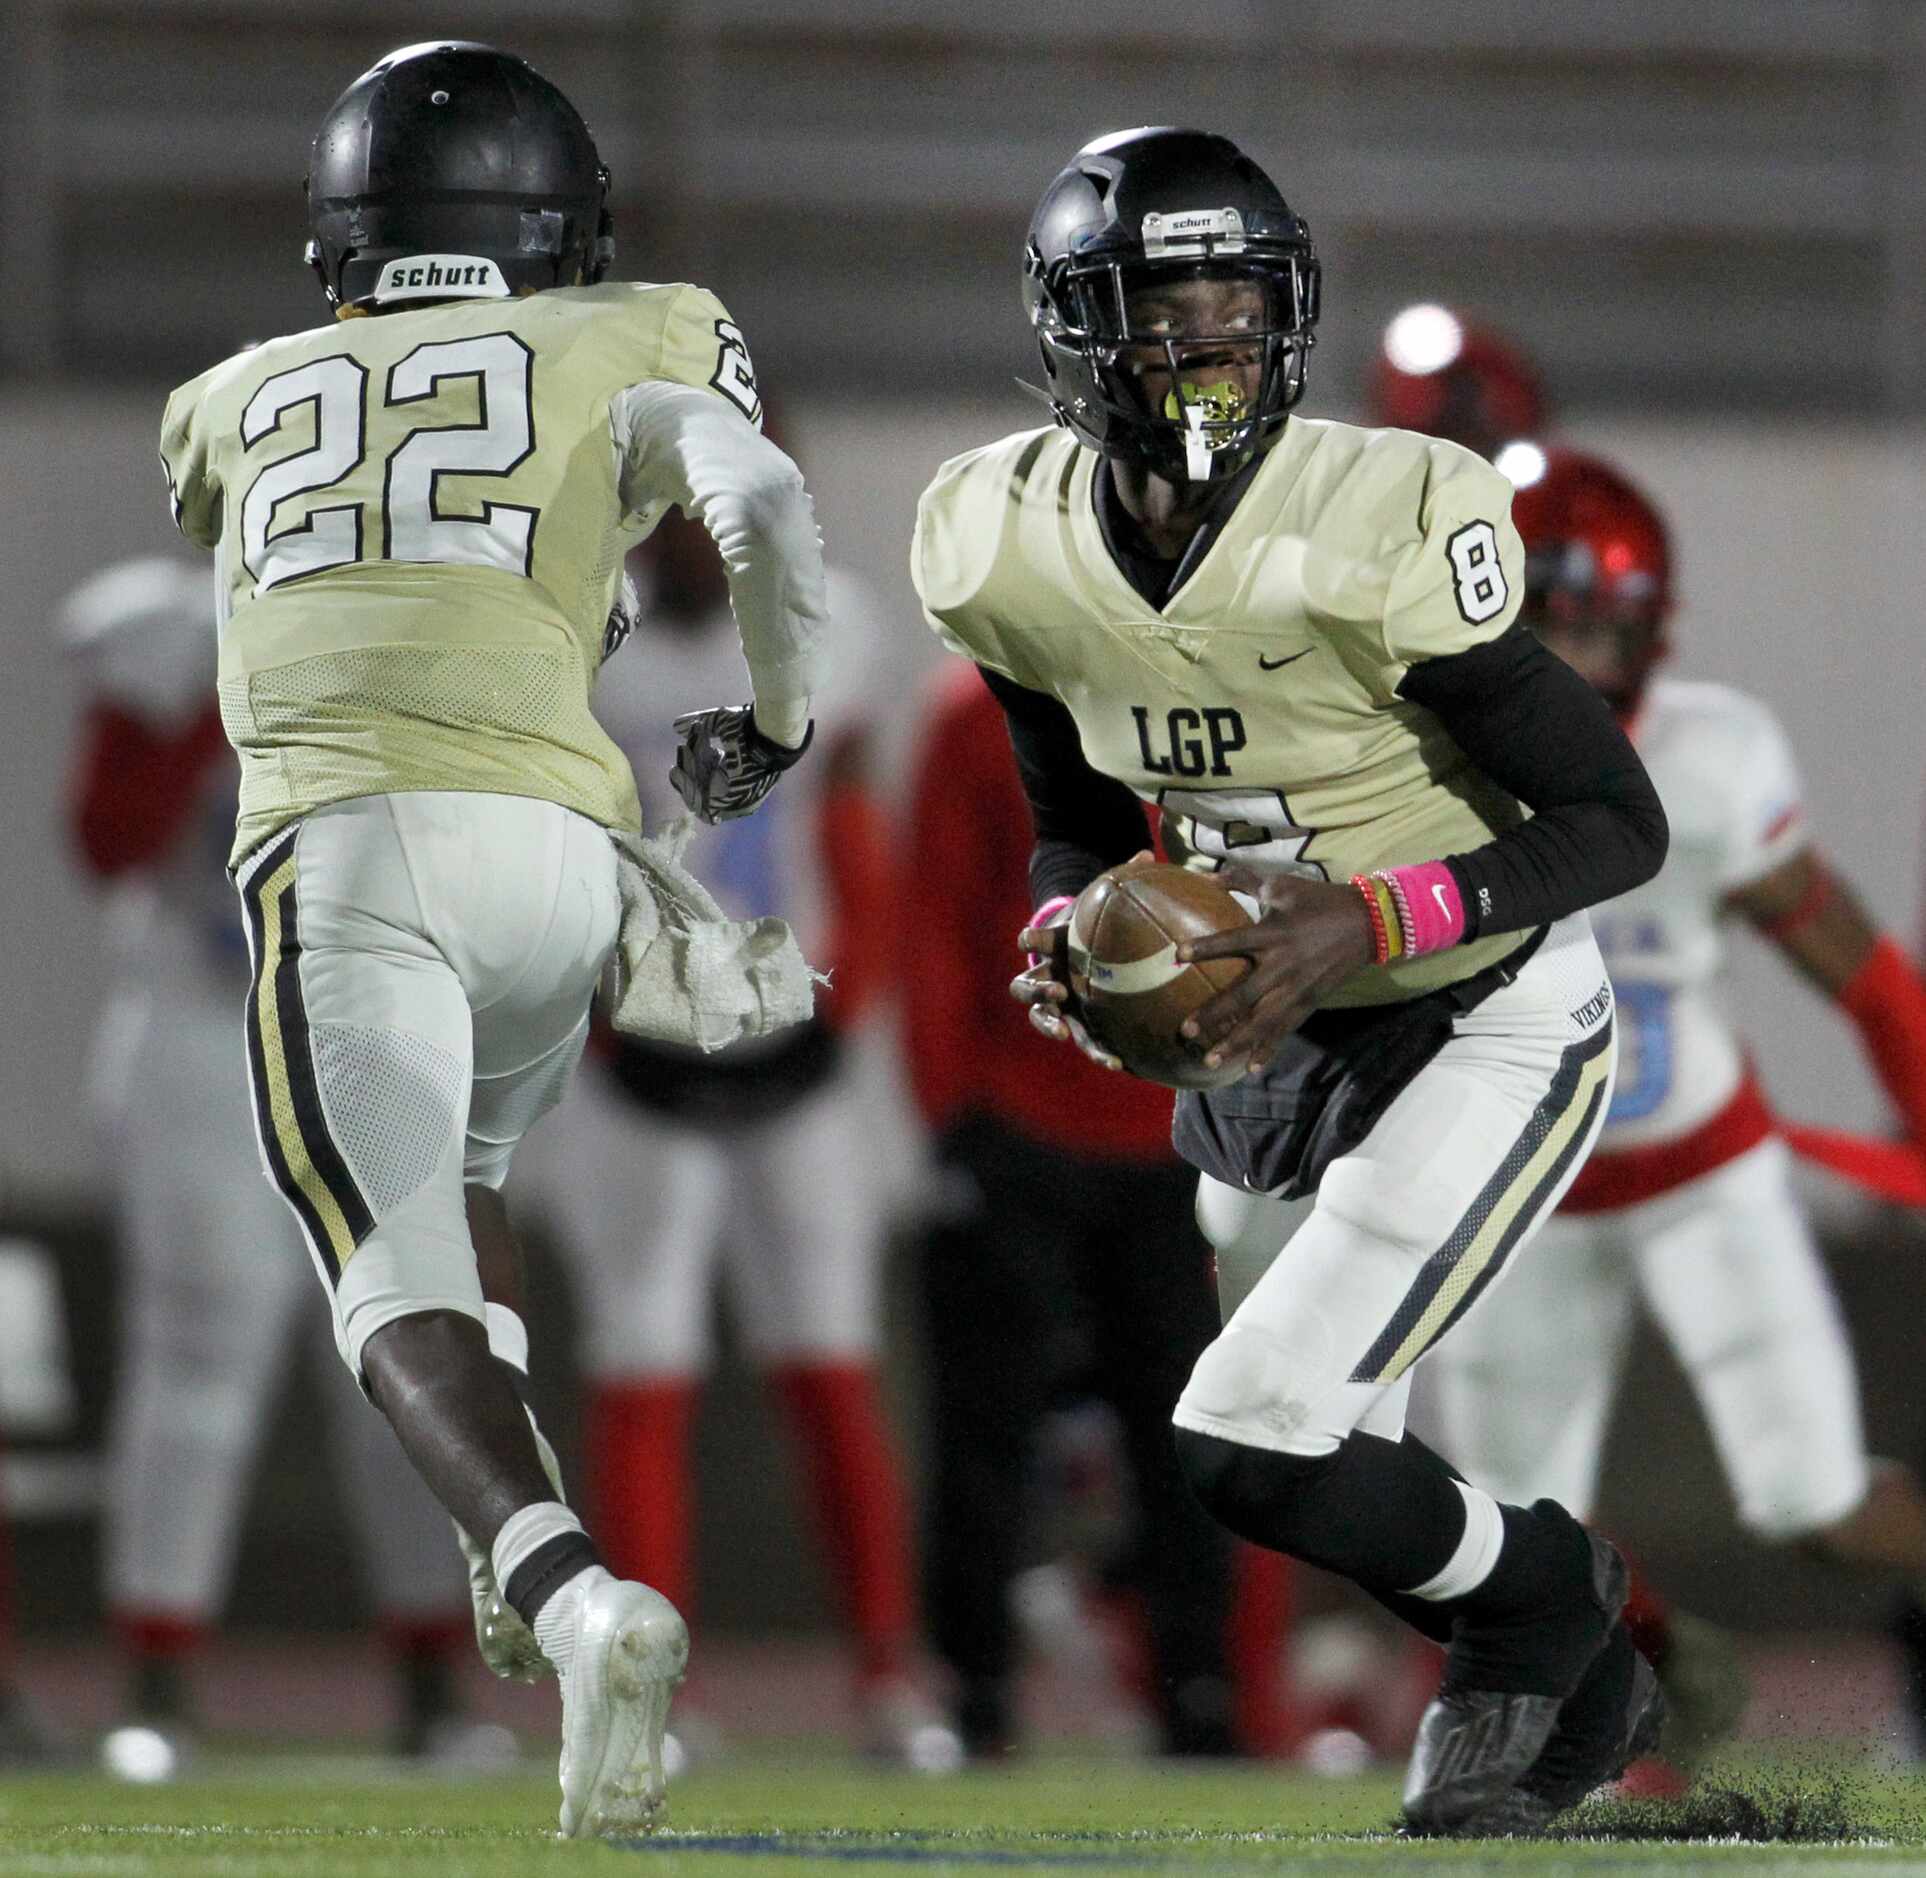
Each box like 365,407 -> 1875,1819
1065,861 -> 1255,1090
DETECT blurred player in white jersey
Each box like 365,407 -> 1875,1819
534,505 -> 952,1768
156,41 -> 828,1835
64,556 -> 503,1774
1417,446 -> 1926,1771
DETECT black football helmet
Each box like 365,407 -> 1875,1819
1023,128 -> 1319,483
305,41 -> 613,311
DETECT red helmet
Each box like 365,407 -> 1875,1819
1501,444 -> 1672,622
1367,304 -> 1546,460
1499,443 -> 1673,715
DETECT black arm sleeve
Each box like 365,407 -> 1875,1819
980,667 -> 1151,909
1396,625 -> 1668,940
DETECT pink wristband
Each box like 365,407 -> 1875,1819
1025,894 -> 1075,968
1378,861 -> 1466,957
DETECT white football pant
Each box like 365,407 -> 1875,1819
1177,915 -> 1616,1460
234,792 -> 619,1379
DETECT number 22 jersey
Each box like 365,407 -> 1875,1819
160,281 -> 766,864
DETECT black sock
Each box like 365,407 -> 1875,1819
132,1656 -> 191,1726
504,1531 -> 602,1629
1442,1500 -> 1610,1696
1367,1433 -> 1468,1644
1173,1426 -> 1467,1600
1176,1428 -> 1609,1691
1895,1596 -> 1926,1735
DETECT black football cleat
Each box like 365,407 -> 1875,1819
1468,1624 -> 1667,1835
1401,1528 -> 1629,1836
1400,1687 -> 1566,1835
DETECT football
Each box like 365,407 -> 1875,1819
1065,861 -> 1256,1090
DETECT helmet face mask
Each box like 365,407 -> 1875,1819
1024,129 -> 1319,484
304,40 -> 613,313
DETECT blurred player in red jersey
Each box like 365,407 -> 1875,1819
1415,447 -> 1926,1776
531,501 -> 953,1770
901,662 -> 1295,1762
64,557 -> 507,1774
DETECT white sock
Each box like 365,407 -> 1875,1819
492,1500 -> 584,1591
485,1303 -> 530,1375
1407,1480 -> 1507,1601
491,1499 -> 600,1678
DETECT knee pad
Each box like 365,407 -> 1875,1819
333,1190 -> 487,1383
1175,1314 -> 1336,1453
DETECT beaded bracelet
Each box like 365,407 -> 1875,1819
1370,861 -> 1467,958
1352,875 -> 1396,965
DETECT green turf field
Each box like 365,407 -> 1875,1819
1,1753 -> 1922,1877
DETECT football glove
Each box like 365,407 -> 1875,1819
669,702 -> 814,824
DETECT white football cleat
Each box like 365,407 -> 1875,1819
555,1572 -> 689,1840
456,1418 -> 568,1682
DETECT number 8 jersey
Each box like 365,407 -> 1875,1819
912,416 -> 1535,1005
161,280 -> 767,865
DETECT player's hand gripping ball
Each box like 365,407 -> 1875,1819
1065,862 -> 1255,1089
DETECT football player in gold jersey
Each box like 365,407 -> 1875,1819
912,129 -> 1669,1833
159,42 -> 829,1835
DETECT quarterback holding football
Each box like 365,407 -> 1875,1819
912,128 -> 1669,1832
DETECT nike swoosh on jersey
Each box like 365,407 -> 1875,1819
1257,648 -> 1312,671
